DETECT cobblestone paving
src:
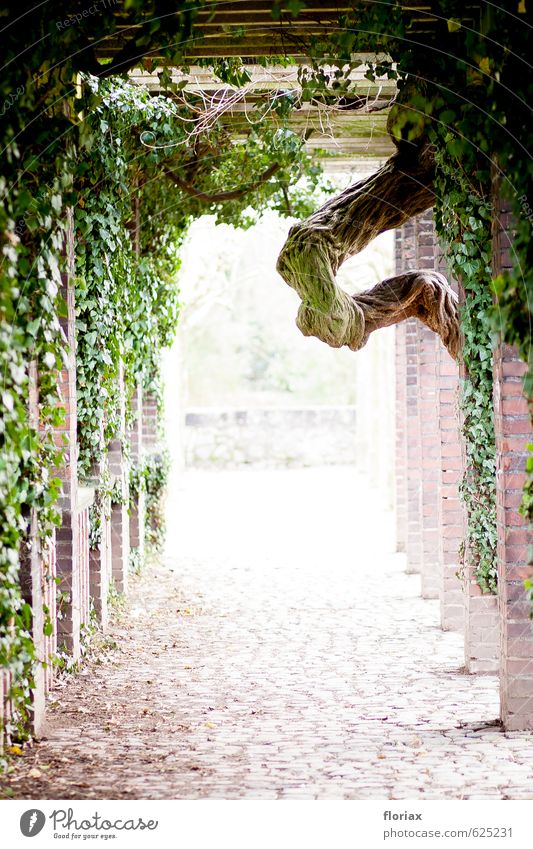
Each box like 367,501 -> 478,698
4,468 -> 533,799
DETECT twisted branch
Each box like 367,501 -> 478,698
276,144 -> 459,359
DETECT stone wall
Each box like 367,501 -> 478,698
185,407 -> 358,468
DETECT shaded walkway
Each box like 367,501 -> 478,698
4,468 -> 533,799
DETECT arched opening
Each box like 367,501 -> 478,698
1,1 -> 532,808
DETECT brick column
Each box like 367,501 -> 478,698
109,360 -> 130,594
0,670 -> 12,750
414,214 -> 442,598
77,486 -> 93,632
493,191 -> 533,729
463,561 -> 500,672
88,414 -> 112,628
55,210 -> 81,661
460,332 -> 500,672
418,326 -> 441,598
128,382 -> 145,561
89,493 -> 111,630
400,216 -> 423,575
41,532 -> 57,696
18,363 -> 46,734
395,320 -> 408,554
395,227 -> 407,554
494,347 -> 533,728
437,344 -> 465,631
458,210 -> 503,671
405,325 -> 423,574
143,390 -> 159,449
127,196 -> 145,564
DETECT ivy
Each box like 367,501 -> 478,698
2,23 -> 330,743
1,114 -> 71,740
434,143 -> 497,593
130,452 -> 170,556
75,74 -> 327,478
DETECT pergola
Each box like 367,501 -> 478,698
2,1 -> 532,757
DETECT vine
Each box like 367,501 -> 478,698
75,74 -> 327,478
434,141 -> 497,593
130,451 -> 171,556
1,104 -> 71,740
2,32 -> 330,744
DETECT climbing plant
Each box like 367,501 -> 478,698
75,74 -> 329,475
433,142 -> 497,593
130,451 -> 171,557
0,88 -> 74,740
1,1 -> 332,742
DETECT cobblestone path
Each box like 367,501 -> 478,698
4,468 -> 533,799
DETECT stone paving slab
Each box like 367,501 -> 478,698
3,467 -> 533,799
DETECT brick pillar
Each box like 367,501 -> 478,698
399,216 -> 423,575
127,197 -> 145,563
128,382 -> 145,560
437,344 -> 465,631
457,239 -> 502,671
109,360 -> 130,594
493,192 -> 533,729
405,322 -> 423,574
395,225 -> 407,553
142,390 -> 159,449
413,212 -> 442,598
88,416 -> 111,628
42,532 -> 57,696
55,209 -> 81,661
77,486 -> 93,632
89,493 -> 111,630
463,560 -> 500,672
460,349 -> 500,672
18,362 -> 46,734
418,326 -> 441,597
494,347 -> 533,727
0,670 -> 12,750
395,320 -> 408,554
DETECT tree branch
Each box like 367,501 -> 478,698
276,143 -> 460,359
164,162 -> 280,203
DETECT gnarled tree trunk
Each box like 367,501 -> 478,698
276,143 -> 459,360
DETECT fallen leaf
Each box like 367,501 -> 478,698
28,768 -> 42,778
8,745 -> 23,756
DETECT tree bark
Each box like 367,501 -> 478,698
276,144 -> 459,360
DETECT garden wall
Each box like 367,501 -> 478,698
185,406 -> 358,468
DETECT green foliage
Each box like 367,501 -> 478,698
130,452 -> 170,554
0,7 -> 328,741
434,145 -> 497,593
0,24 -> 72,737
75,77 -> 182,476
75,74 -> 329,475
